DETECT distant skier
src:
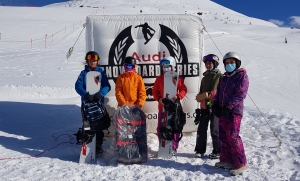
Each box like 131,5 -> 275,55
75,51 -> 111,156
212,52 -> 249,176
285,37 -> 287,43
135,22 -> 156,44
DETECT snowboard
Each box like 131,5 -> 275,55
157,71 -> 178,159
79,71 -> 101,164
114,105 -> 148,164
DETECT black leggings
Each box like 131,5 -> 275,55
194,109 -> 220,154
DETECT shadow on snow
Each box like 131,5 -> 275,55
0,101 -> 83,162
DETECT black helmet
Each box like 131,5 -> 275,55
85,51 -> 100,61
123,56 -> 137,65
223,52 -> 241,69
202,54 -> 219,68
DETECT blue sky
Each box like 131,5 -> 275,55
2,0 -> 300,27
1,0 -> 64,7
212,0 -> 300,27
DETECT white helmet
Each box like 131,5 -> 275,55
223,52 -> 241,61
160,56 -> 176,69
223,52 -> 241,69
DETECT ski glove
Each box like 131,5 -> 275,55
194,108 -> 201,125
221,107 -> 231,119
94,93 -> 102,102
162,98 -> 176,112
212,104 -> 221,118
84,93 -> 94,102
212,104 -> 231,118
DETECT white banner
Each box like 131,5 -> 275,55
86,14 -> 204,134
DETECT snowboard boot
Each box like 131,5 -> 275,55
172,149 -> 177,156
208,152 -> 220,159
230,165 -> 249,176
195,152 -> 204,158
96,144 -> 103,157
215,162 -> 234,169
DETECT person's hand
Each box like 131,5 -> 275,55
195,94 -> 199,101
93,93 -> 102,102
221,107 -> 231,118
159,98 -> 164,105
84,93 -> 94,102
172,95 -> 178,101
194,109 -> 201,125
212,104 -> 222,118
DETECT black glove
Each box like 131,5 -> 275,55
212,104 -> 222,118
132,106 -> 141,115
162,98 -> 176,112
221,106 -> 231,119
194,108 -> 201,125
84,93 -> 94,102
93,93 -> 102,102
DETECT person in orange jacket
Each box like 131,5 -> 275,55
152,56 -> 187,156
115,56 -> 146,108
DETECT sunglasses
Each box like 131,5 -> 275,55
125,64 -> 134,69
86,54 -> 99,61
160,59 -> 171,66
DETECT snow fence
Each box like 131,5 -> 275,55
86,14 -> 205,135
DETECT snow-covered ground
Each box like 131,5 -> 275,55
0,0 -> 300,180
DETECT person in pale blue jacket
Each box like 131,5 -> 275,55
75,51 -> 111,155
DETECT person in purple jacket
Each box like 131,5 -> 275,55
212,52 -> 249,176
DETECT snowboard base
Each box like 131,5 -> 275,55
157,139 -> 172,159
79,136 -> 96,164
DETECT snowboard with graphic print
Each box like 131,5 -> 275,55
79,71 -> 101,164
157,71 -> 178,159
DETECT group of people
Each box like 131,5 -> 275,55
75,50 -> 249,176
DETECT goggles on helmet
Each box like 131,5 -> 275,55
160,59 -> 171,66
86,54 -> 99,61
125,63 -> 134,69
203,54 -> 218,62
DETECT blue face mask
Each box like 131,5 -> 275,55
225,64 -> 236,72
163,67 -> 171,72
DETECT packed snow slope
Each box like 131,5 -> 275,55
0,0 -> 299,180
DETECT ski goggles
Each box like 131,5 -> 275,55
203,55 -> 218,62
125,63 -> 134,69
160,59 -> 171,66
86,54 -> 99,61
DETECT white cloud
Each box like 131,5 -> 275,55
289,16 -> 300,27
268,19 -> 285,26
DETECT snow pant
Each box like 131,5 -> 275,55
194,109 -> 220,154
219,113 -> 247,169
157,109 -> 180,150
96,130 -> 104,147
